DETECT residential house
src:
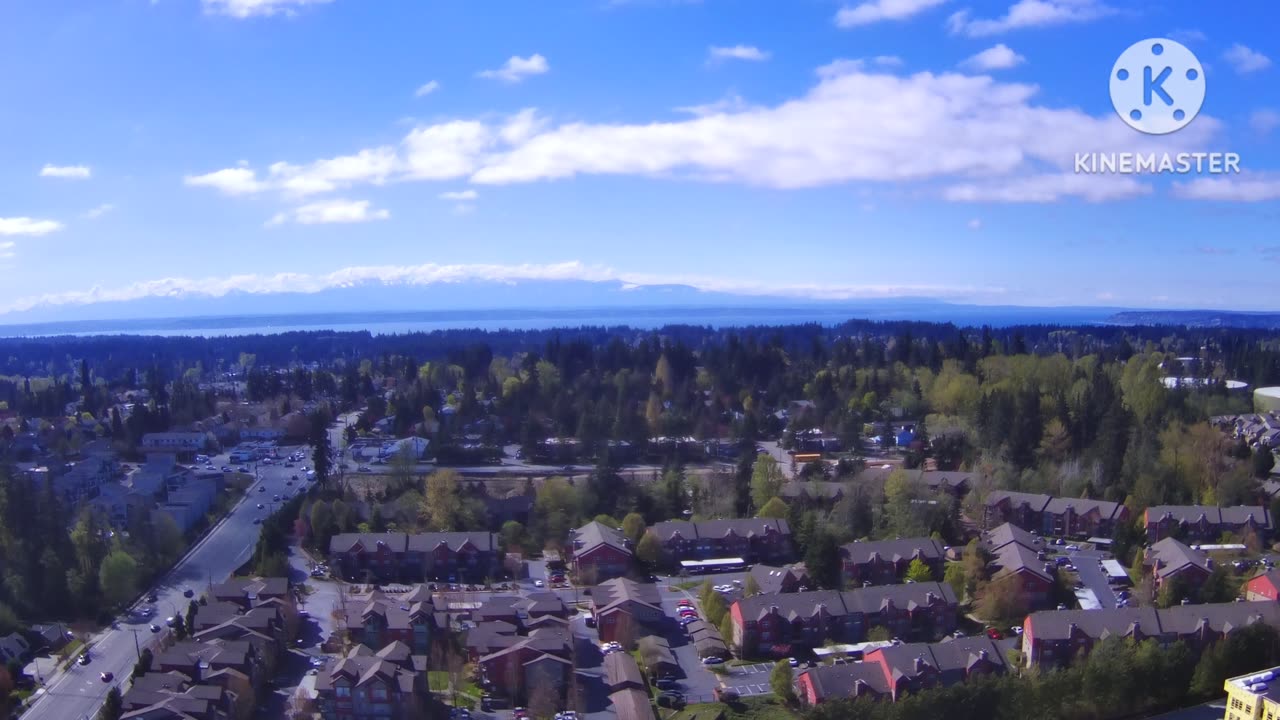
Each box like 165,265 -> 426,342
1245,571 -> 1280,602
1144,505 -> 1272,543
0,633 -> 29,663
52,454 -> 116,506
343,586 -> 434,655
328,532 -> 502,583
854,466 -> 975,498
209,577 -> 292,610
645,518 -> 793,567
141,432 -> 208,458
464,622 -> 520,661
685,619 -> 729,659
748,564 -> 812,595
729,583 -> 959,659
570,521 -> 633,584
981,523 -> 1055,610
983,491 -> 1128,538
591,579 -> 665,645
477,627 -> 573,704
1144,538 -> 1213,591
840,538 -> 945,587
153,640 -> 265,688
1020,601 -> 1280,669
122,671 -> 235,720
796,663 -> 889,705
314,643 -> 429,720
798,636 -> 1012,705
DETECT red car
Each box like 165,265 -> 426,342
677,600 -> 693,607
986,628 -> 1004,640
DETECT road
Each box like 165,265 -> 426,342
23,445 -> 315,720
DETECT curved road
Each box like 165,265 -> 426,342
24,448 -> 314,720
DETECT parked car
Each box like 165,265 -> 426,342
100,672 -> 113,682
788,657 -> 799,667
1065,544 -> 1080,552
534,579 -> 544,588
701,656 -> 725,665
183,587 -> 194,598
78,653 -> 91,665
147,592 -> 158,602
221,466 -> 232,472
986,628 -> 1004,639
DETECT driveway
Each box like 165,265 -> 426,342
1063,547 -> 1120,609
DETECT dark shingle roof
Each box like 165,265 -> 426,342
648,518 -> 790,543
1146,538 -> 1211,579
800,663 -> 889,700
572,521 -> 632,556
1025,602 -> 1280,642
985,491 -> 1052,512
840,537 -> 944,565
736,582 -> 957,622
982,523 -> 1043,553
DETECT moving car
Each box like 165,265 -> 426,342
701,656 -> 724,665
78,653 -> 91,665
533,579 -> 544,588
100,672 -> 113,682
149,624 -> 161,633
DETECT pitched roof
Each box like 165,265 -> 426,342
1145,505 -> 1271,529
405,532 -> 497,553
648,518 -> 791,543
840,537 -> 945,565
1146,538 -> 1212,579
1042,496 -> 1124,520
603,651 -> 644,688
1025,601 -> 1280,642
982,523 -> 1044,553
572,521 -> 632,557
989,542 -> 1053,584
749,563 -> 811,594
735,582 -> 957,623
610,687 -> 656,720
800,663 -> 890,701
984,491 -> 1052,513
592,578 -> 662,611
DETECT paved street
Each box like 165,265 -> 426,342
1062,546 -> 1120,609
23,445 -> 315,720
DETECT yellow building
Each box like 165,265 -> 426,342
1225,668 -> 1280,720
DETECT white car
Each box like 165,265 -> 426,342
1065,544 -> 1080,552
534,579 -> 545,588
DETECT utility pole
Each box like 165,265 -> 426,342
131,628 -> 141,660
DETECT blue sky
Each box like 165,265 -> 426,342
1,0 -> 1278,316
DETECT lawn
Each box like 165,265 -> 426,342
427,671 -> 481,700
673,581 -> 703,591
669,697 -> 800,720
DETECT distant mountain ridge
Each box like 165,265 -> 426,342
1106,310 -> 1280,329
0,277 -> 1268,335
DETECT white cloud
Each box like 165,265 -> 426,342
1223,44 -> 1272,74
947,0 -> 1113,37
708,45 -> 770,62
0,217 -> 63,236
967,218 -> 982,230
40,164 -> 91,179
835,0 -> 948,28
1168,29 -> 1206,44
477,54 -> 549,83
960,44 -> 1026,70
1250,109 -> 1280,135
674,94 -> 754,117
0,242 -> 14,260
415,80 -> 440,97
267,199 -> 390,226
85,204 -> 115,219
1173,174 -> 1280,202
438,190 -> 478,201
0,260 -> 1005,314
201,0 -> 332,18
873,55 -> 904,67
189,62 -> 1218,203
184,167 -> 266,195
944,173 -> 1153,203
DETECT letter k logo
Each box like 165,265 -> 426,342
1144,65 -> 1173,106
